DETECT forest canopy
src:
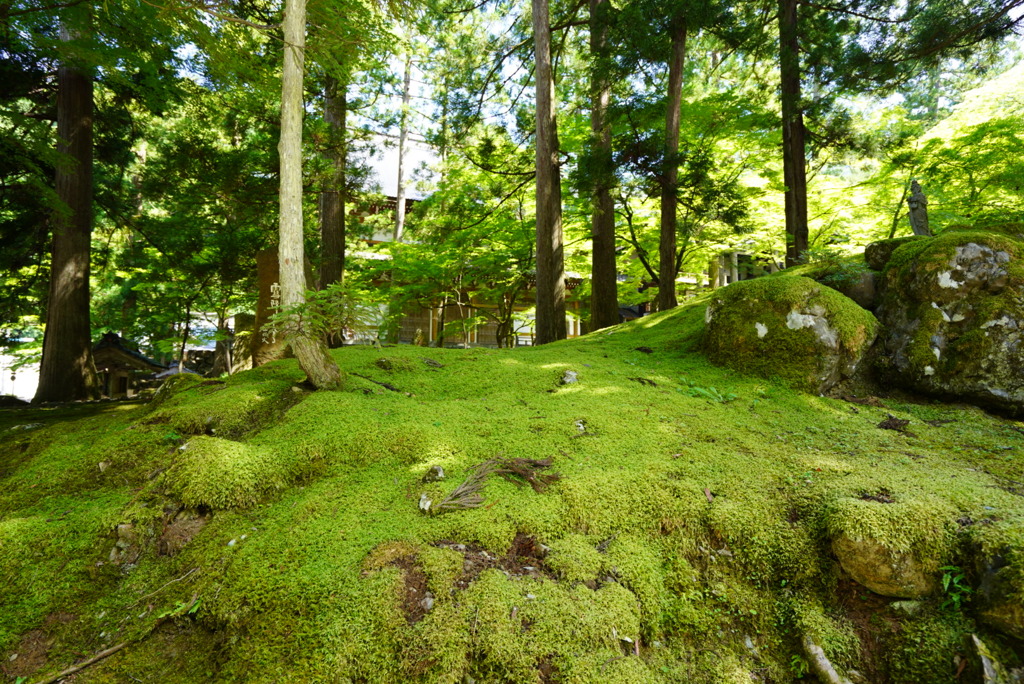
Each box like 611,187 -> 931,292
1,0 -> 1022,397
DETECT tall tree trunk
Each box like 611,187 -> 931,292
34,23 -> 99,403
589,0 -> 618,331
658,18 -> 686,312
279,0 -> 342,389
177,304 -> 191,373
394,55 -> 413,242
779,0 -> 808,267
319,76 -> 346,288
533,0 -> 566,344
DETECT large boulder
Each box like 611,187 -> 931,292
874,225 -> 1024,415
702,276 -> 879,393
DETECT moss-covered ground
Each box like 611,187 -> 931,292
2,297 -> 1023,683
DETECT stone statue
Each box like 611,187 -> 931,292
907,180 -> 931,236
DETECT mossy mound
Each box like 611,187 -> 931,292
703,276 -> 879,393
876,227 -> 1024,415
1,299 -> 1023,683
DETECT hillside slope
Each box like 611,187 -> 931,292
1,298 -> 1022,683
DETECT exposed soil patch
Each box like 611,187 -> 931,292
538,655 -> 558,682
2,629 -> 52,679
835,578 -> 900,683
841,394 -> 888,408
391,554 -> 431,625
159,510 -> 210,556
434,533 -> 552,590
859,489 -> 895,504
877,414 -> 911,432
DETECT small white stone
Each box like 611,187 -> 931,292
755,322 -> 768,338
227,539 -> 237,547
932,347 -> 941,361
932,302 -> 952,322
924,366 -> 935,376
938,272 -> 962,288
982,316 -> 1013,329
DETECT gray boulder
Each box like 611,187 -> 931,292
875,226 -> 1024,415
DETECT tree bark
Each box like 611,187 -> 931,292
533,0 -> 566,344
779,0 -> 808,267
34,23 -> 99,403
318,76 -> 346,289
279,0 -> 342,389
589,0 -> 618,331
657,18 -> 686,312
394,55 -> 413,242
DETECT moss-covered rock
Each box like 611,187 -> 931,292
825,495 -> 957,598
972,520 -> 1024,641
702,276 -> 879,393
864,236 -> 928,271
831,534 -> 939,598
875,228 -> 1024,415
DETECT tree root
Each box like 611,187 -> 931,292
801,635 -> 854,684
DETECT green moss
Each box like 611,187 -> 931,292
885,612 -> 971,684
144,363 -> 305,439
166,435 -> 320,509
790,597 -> 859,671
1,298 -> 1023,681
825,495 -> 959,560
545,534 -> 605,584
943,221 -> 1024,241
374,355 -> 419,372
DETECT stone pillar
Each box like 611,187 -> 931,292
730,252 -> 739,283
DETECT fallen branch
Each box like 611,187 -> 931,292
32,594 -> 200,684
33,642 -> 131,684
431,460 -> 498,514
494,457 -> 560,493
135,567 -> 199,604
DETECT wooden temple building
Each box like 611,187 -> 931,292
92,333 -> 166,398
